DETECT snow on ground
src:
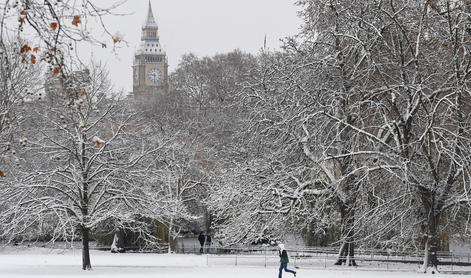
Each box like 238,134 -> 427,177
0,248 -> 468,277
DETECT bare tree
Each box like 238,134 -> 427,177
0,64 -> 163,270
169,50 -> 258,237
0,40 -> 43,182
1,0 -> 126,176
0,0 -> 126,76
212,1 -> 471,271
146,139 -> 209,253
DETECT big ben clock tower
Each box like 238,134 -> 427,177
133,1 -> 168,100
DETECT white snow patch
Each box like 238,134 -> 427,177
0,248 -> 467,278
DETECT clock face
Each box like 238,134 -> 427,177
147,68 -> 160,84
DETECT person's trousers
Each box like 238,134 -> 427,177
278,263 -> 295,278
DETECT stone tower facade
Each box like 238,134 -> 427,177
132,1 -> 168,100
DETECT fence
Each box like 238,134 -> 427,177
6,240 -> 471,272
173,245 -> 471,272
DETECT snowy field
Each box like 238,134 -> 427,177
0,248 -> 470,277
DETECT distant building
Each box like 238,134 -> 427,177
44,75 -> 63,103
132,1 -> 169,101
44,69 -> 91,105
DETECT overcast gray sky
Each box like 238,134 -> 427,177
80,0 -> 302,93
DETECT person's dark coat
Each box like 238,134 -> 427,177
279,250 -> 289,264
198,233 -> 205,246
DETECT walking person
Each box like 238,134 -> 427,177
206,234 -> 212,253
198,232 -> 205,254
278,243 -> 296,278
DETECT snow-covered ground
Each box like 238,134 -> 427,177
0,247 -> 469,277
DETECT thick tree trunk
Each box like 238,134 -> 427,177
334,205 -> 357,266
168,217 -> 173,254
419,189 -> 440,273
80,150 -> 92,270
421,237 -> 430,272
420,234 -> 440,274
420,218 -> 440,273
81,226 -> 92,270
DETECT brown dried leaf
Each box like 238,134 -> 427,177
112,33 -> 123,44
0,170 -> 5,177
92,136 -> 106,148
72,15 -> 81,27
52,66 -> 61,76
20,44 -> 32,53
33,47 -> 40,53
50,21 -> 58,31
31,55 -> 37,64
18,10 -> 27,24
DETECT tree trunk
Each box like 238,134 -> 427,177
420,212 -> 440,272
168,217 -> 173,254
334,205 -> 357,266
81,226 -> 92,270
80,134 -> 92,270
421,237 -> 430,272
419,189 -> 440,273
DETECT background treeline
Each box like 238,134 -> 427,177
1,0 -> 471,273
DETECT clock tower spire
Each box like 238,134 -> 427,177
144,1 -> 158,27
132,1 -> 168,101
